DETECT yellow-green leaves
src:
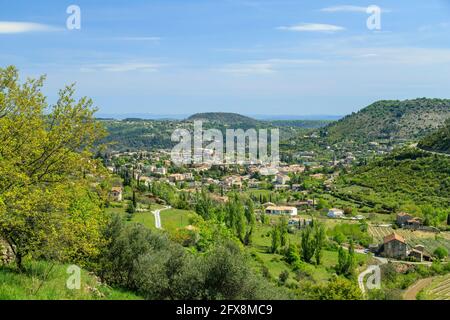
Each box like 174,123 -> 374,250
0,65 -> 107,268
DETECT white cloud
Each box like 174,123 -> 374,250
81,63 -> 163,73
320,5 -> 391,13
277,23 -> 345,33
321,5 -> 368,13
0,21 -> 58,34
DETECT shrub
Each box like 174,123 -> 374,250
433,247 -> 448,260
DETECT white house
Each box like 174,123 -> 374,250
275,174 -> 290,185
327,208 -> 344,219
265,206 -> 298,216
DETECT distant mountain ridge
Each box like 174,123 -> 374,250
322,98 -> 450,144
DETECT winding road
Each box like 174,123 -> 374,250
152,206 -> 171,229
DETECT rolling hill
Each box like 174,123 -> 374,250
418,118 -> 450,154
187,112 -> 259,126
321,98 -> 450,144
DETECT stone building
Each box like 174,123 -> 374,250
381,233 -> 407,259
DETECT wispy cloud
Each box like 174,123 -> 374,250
216,58 -> 322,75
321,5 -> 368,13
277,23 -> 345,33
0,21 -> 59,34
112,36 -> 161,42
80,62 -> 163,73
320,5 -> 391,13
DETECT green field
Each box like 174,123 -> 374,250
419,274 -> 450,300
159,208 -> 196,233
0,260 -> 140,300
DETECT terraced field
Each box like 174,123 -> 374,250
368,225 -> 450,253
420,274 -> 450,300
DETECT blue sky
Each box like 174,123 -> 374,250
2,0 -> 450,116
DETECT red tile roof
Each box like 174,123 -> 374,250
383,233 -> 405,244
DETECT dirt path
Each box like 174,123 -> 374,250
403,277 -> 434,300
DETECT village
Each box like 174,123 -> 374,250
104,147 -> 450,267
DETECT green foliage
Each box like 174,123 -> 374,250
97,215 -> 289,300
313,222 -> 326,265
187,112 -> 259,126
323,98 -> 450,144
0,260 -> 140,300
300,225 -> 315,263
335,242 -> 355,278
328,223 -> 372,247
270,227 -> 281,253
433,247 -> 448,260
335,149 -> 450,213
299,276 -> 363,300
418,117 -> 450,154
0,66 -> 107,269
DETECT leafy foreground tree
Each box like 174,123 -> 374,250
97,214 -> 290,300
300,276 -> 363,300
0,66 -> 107,269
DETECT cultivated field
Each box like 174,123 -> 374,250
420,274 -> 450,300
368,225 -> 450,253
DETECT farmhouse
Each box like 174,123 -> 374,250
396,212 -> 424,230
404,217 -> 423,229
396,212 -> 413,226
265,206 -> 298,216
408,244 -> 433,262
110,187 -> 123,202
380,233 -> 407,259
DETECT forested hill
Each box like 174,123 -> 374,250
321,98 -> 450,144
187,112 -> 259,126
335,149 -> 450,214
418,118 -> 450,154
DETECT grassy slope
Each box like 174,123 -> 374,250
0,260 -> 140,300
159,208 -> 195,233
106,204 -> 194,234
